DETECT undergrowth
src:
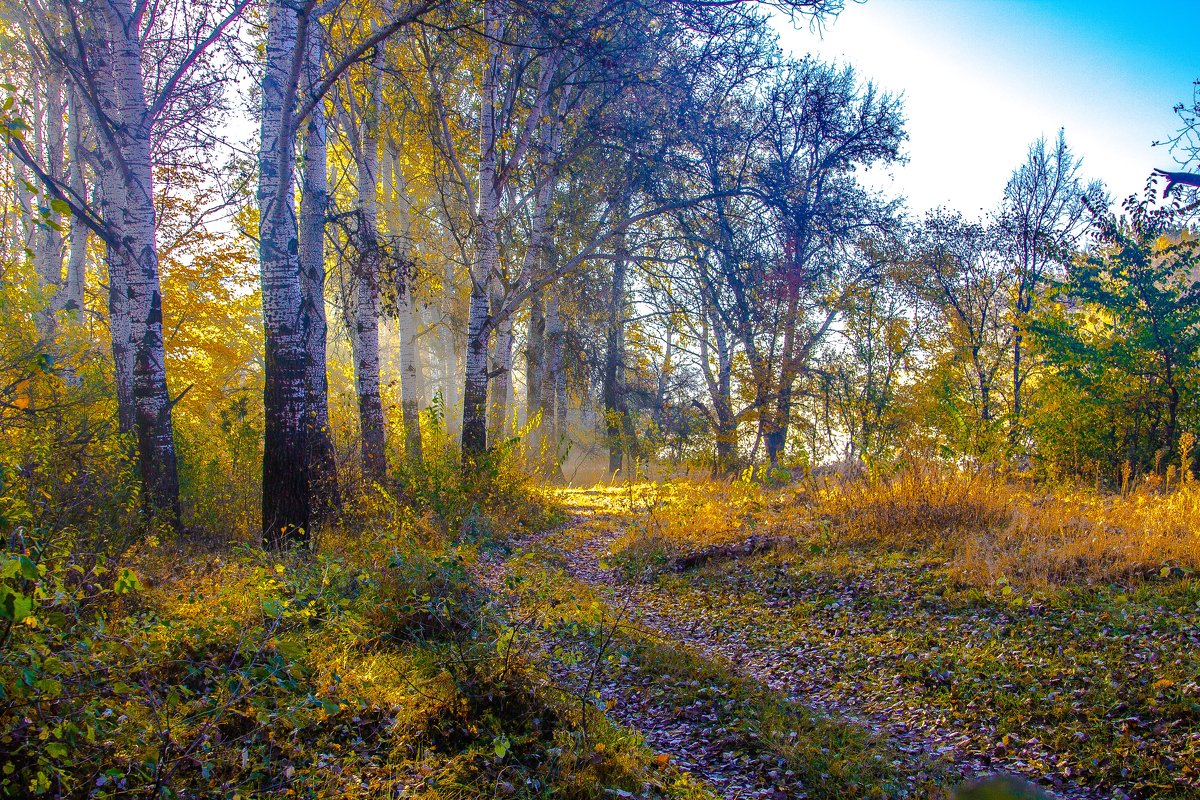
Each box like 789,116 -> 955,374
0,454 -> 663,799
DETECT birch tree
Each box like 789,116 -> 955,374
299,17 -> 340,513
257,0 -> 435,545
7,0 -> 253,524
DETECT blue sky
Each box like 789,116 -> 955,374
776,0 -> 1198,216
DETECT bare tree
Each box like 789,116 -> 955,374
999,130 -> 1096,450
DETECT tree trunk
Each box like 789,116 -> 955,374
107,0 -> 181,524
555,327 -> 568,469
95,132 -> 137,435
299,22 -> 340,516
603,196 -> 630,477
699,303 -> 737,477
384,147 -> 423,463
462,281 -> 491,461
65,87 -> 87,317
540,291 -> 566,480
765,277 -> 802,468
80,4 -> 137,436
461,0 -> 502,463
351,52 -> 387,482
10,150 -> 35,257
488,286 -> 514,443
525,288 -> 544,431
34,71 -> 65,339
258,0 -> 310,546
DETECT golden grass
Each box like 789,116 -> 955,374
815,463 -> 1200,585
601,465 -> 1200,587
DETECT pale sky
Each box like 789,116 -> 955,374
775,0 -> 1198,216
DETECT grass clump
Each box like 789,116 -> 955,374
596,475 -> 1200,798
811,461 -> 1200,586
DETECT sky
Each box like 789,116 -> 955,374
774,0 -> 1198,217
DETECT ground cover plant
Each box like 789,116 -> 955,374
604,475 -> 1200,798
0,472 -> 697,798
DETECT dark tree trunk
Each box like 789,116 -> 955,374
461,280 -> 491,462
526,288 -> 545,428
603,217 -> 629,477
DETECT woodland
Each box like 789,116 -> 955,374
1,0 -> 1199,797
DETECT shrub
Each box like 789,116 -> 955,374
367,549 -> 490,642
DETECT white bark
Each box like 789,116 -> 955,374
488,282 -> 514,442
105,0 -> 181,522
299,19 -> 339,513
383,146 -> 423,462
258,0 -> 310,543
34,72 -> 65,336
540,291 -> 564,479
352,49 -> 387,481
461,0 -> 503,460
65,87 -> 87,316
71,3 -> 136,433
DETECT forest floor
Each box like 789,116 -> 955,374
482,485 -> 1200,800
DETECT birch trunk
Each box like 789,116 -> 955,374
525,288 -> 544,431
72,9 -> 136,432
10,151 -> 34,256
487,285 -> 514,442
34,72 -> 65,338
93,118 -> 136,435
352,51 -> 387,482
461,0 -> 503,463
462,280 -> 492,461
299,22 -> 340,515
103,0 -> 181,522
602,194 -> 630,476
540,291 -> 564,480
383,147 -> 423,462
65,88 -> 87,316
258,0 -> 310,545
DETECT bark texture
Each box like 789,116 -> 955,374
258,0 -> 310,546
299,22 -> 340,517
350,50 -> 387,482
384,147 -> 423,463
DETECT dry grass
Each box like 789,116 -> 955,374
813,462 -> 1200,586
603,465 -> 1200,587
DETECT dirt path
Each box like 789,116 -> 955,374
483,490 -> 1101,800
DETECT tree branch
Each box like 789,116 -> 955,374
146,0 -> 255,124
5,135 -> 117,248
294,0 -> 437,127
1154,168 -> 1200,198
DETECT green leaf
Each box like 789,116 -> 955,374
0,588 -> 32,622
17,555 -> 38,581
114,567 -> 141,595
493,735 -> 510,758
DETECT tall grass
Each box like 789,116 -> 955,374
605,465 -> 1200,587
813,462 -> 1200,586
